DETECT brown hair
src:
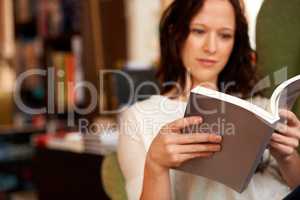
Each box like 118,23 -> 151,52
157,0 -> 260,98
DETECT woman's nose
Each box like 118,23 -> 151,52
203,33 -> 217,54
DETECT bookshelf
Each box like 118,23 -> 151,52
13,0 -> 83,125
1,0 -> 128,197
12,0 -> 128,123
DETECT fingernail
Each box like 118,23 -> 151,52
215,145 -> 222,151
215,135 -> 222,141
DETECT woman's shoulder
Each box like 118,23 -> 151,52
117,97 -> 163,142
120,95 -> 186,119
118,95 -> 185,145
120,95 -> 165,117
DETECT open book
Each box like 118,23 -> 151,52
177,74 -> 300,193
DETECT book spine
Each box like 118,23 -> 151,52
52,52 -> 65,112
71,36 -> 84,104
65,53 -> 75,107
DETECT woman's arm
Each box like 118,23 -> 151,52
140,116 -> 222,200
270,109 -> 300,189
276,151 -> 300,189
140,159 -> 172,200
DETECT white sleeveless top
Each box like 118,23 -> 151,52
117,95 -> 291,200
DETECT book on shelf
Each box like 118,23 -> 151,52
52,50 -> 81,110
178,74 -> 300,193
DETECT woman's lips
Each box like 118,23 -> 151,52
197,58 -> 217,67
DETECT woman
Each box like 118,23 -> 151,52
117,0 -> 300,199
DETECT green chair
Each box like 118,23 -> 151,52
256,0 -> 300,113
101,153 -> 127,200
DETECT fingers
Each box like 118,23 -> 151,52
275,123 -> 300,140
175,143 -> 221,154
269,141 -> 295,155
165,116 -> 202,133
170,133 -> 222,144
279,109 -> 300,126
271,112 -> 300,160
179,152 -> 214,160
271,133 -> 299,148
171,153 -> 214,167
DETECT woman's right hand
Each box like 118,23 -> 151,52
145,116 -> 222,175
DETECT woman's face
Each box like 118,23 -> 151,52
181,0 -> 236,88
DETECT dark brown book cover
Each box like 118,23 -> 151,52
178,92 -> 274,193
176,74 -> 300,192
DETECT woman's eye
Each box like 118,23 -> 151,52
191,28 -> 205,35
220,33 -> 233,40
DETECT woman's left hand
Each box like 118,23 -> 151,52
270,109 -> 300,162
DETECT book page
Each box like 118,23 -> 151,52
191,86 -> 278,124
270,75 -> 300,117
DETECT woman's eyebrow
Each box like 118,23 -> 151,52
221,27 -> 234,32
190,22 -> 205,27
190,23 -> 234,31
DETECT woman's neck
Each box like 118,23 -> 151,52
192,77 -> 218,91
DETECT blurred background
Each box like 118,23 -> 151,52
2,0 -> 300,199
0,0 -> 171,199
